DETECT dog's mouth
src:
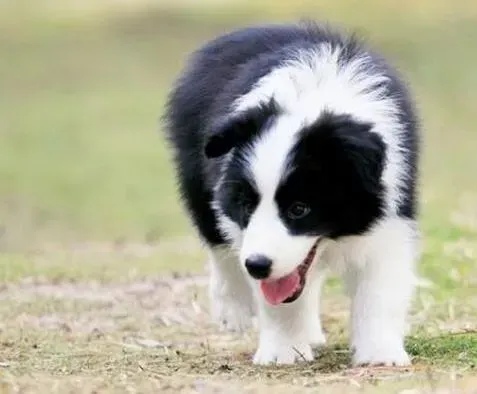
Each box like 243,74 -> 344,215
259,238 -> 321,305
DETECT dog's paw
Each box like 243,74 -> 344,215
352,342 -> 411,367
253,340 -> 313,365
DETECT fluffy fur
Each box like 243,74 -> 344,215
164,22 -> 420,366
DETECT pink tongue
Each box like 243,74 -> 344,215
260,269 -> 300,305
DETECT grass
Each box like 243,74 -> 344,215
407,334 -> 477,367
1,0 -> 477,392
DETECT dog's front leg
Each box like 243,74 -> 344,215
346,219 -> 417,367
252,279 -> 320,365
208,246 -> 255,332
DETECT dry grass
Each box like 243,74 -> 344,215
0,260 -> 476,393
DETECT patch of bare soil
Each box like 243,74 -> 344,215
0,274 -> 210,335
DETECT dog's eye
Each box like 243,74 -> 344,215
287,202 -> 311,220
243,200 -> 256,216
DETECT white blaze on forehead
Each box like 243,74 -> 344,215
233,43 -> 407,214
248,115 -> 303,201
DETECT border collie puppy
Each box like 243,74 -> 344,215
164,21 -> 419,366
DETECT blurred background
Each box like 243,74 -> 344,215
1,0 -> 476,286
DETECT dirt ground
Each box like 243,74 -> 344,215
0,245 -> 476,393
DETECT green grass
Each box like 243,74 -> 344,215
1,0 -> 477,392
0,237 -> 204,282
407,334 -> 477,367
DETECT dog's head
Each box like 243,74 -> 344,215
206,103 -> 386,305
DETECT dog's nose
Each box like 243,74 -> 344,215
245,255 -> 272,279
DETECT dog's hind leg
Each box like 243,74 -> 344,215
208,245 -> 255,332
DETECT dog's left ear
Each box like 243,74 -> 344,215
204,102 -> 278,158
299,113 -> 386,194
204,114 -> 254,158
334,120 -> 386,193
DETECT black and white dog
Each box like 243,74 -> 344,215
164,22 -> 419,366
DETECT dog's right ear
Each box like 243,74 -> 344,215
204,101 -> 278,158
204,114 -> 253,158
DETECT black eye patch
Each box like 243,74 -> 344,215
215,162 -> 260,229
275,112 -> 387,238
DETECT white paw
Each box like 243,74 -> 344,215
253,339 -> 313,365
352,342 -> 411,367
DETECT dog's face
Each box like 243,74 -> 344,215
207,104 -> 386,305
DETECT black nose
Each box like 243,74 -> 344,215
245,255 -> 272,279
